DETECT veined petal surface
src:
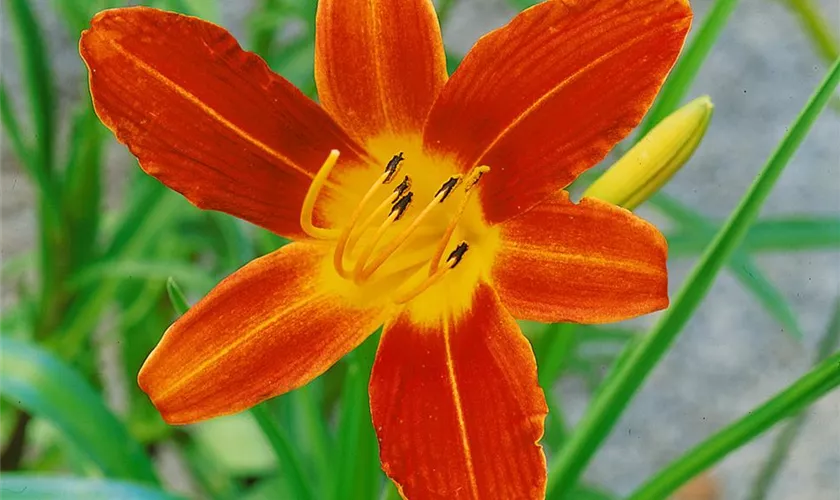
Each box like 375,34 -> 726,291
315,0 -> 447,142
492,192 -> 668,323
81,7 -> 371,239
423,0 -> 691,223
370,283 -> 547,499
139,243 -> 384,424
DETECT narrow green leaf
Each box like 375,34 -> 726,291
250,404 -> 314,500
6,0 -> 56,173
653,194 -> 802,338
537,323 -> 577,387
0,476 -> 183,500
0,82 -> 34,174
546,59 -> 840,499
290,384 -> 333,496
62,104 -> 106,268
67,259 -> 216,292
0,339 -> 158,483
667,216 -> 840,255
747,300 -> 840,500
783,0 -> 839,63
627,350 -> 840,500
165,277 -> 190,316
638,0 -> 740,136
335,333 -> 381,500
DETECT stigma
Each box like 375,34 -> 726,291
300,150 -> 489,303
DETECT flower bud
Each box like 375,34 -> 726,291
584,96 -> 713,210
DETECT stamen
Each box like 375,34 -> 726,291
429,166 -> 490,274
390,192 -> 414,220
300,149 -> 341,240
345,180 -> 408,255
384,152 -> 404,183
435,176 -> 461,202
332,165 -> 406,278
393,241 -> 469,304
351,199 -> 409,283
355,175 -> 462,283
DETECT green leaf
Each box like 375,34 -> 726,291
0,339 -> 158,483
334,333 -> 381,500
652,194 -> 803,338
668,216 -> 840,255
165,277 -> 190,316
638,0 -> 740,136
783,0 -> 839,63
0,81 -> 34,174
627,350 -> 840,500
67,259 -> 216,292
546,58 -> 840,499
537,323 -> 577,387
250,404 -> 314,500
6,0 -> 56,174
61,103 -> 106,269
746,300 -> 840,500
0,476 -> 183,500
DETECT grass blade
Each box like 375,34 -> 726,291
335,334 -> 381,500
627,350 -> 840,500
6,0 -> 56,173
0,82 -> 34,174
165,277 -> 190,316
0,476 -> 183,500
746,299 -> 840,500
0,339 -> 158,483
638,0 -> 740,136
546,58 -> 840,498
250,404 -> 314,500
667,216 -> 840,255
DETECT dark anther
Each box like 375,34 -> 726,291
446,242 -> 469,268
435,176 -> 460,202
390,192 -> 414,220
384,152 -> 404,183
392,175 -> 412,201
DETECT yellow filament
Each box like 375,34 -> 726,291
352,210 -> 401,283
354,179 -> 460,283
429,166 -> 489,274
393,265 -> 452,304
345,190 -> 401,258
332,171 -> 390,278
300,149 -> 341,240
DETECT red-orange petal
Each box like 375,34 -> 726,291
80,7 -> 372,239
423,0 -> 691,224
370,283 -> 547,499
492,191 -> 669,323
315,0 -> 447,141
138,242 -> 384,424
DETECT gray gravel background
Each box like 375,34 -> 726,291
2,0 -> 839,499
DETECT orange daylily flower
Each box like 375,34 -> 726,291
80,0 -> 690,497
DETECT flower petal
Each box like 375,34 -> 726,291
370,282 -> 546,499
80,7 -> 371,239
315,0 -> 447,142
492,191 -> 668,323
423,0 -> 691,224
139,242 -> 384,424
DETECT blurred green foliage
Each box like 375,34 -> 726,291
1,0 -> 838,499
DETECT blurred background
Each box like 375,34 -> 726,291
1,0 -> 839,499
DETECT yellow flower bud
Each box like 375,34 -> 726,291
584,96 -> 714,210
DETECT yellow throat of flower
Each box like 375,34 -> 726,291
299,139 -> 499,323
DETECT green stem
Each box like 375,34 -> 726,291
546,59 -> 840,499
746,300 -> 840,500
627,351 -> 840,500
